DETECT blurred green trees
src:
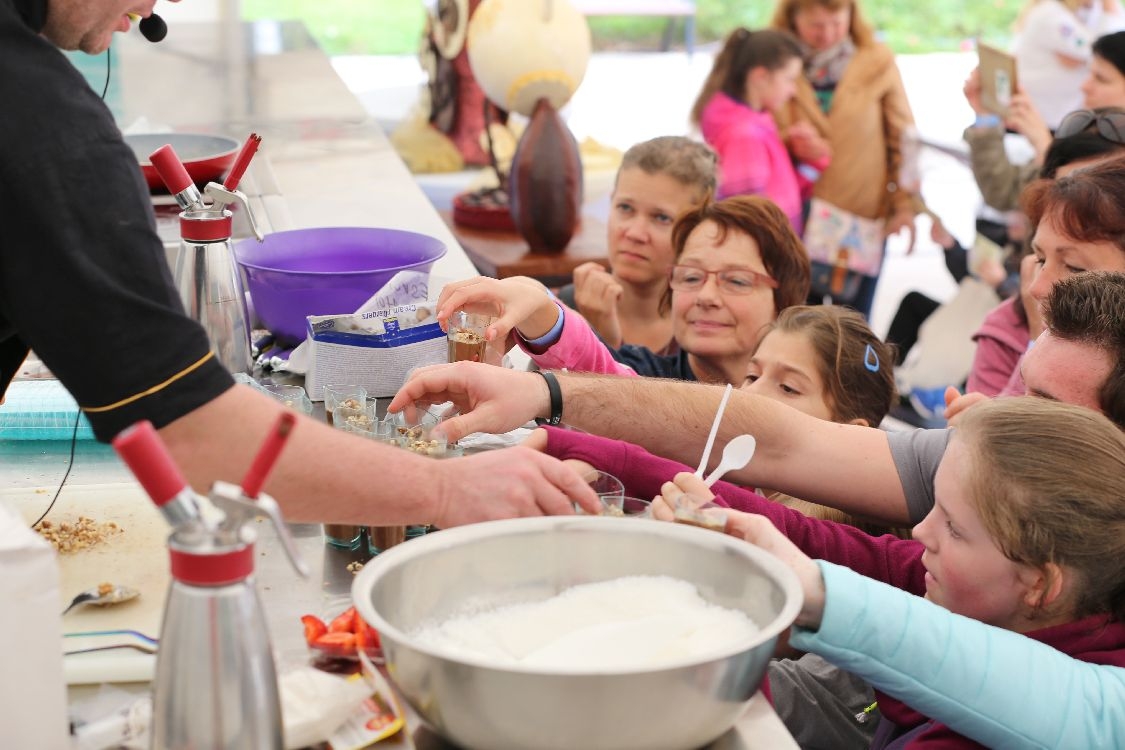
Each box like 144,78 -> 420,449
242,0 -> 1020,57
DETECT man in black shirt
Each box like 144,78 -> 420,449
0,0 -> 597,523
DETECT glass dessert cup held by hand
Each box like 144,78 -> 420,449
390,401 -> 464,458
447,310 -> 492,364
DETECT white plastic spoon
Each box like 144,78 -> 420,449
695,384 -> 733,477
703,434 -> 757,488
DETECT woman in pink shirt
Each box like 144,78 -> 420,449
691,28 -> 830,232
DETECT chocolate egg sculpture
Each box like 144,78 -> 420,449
508,98 -> 584,252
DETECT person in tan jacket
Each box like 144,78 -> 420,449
769,0 -> 921,317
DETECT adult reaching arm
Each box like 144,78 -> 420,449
159,384 -> 601,527
391,362 -> 916,525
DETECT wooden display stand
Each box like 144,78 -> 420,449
441,211 -> 610,287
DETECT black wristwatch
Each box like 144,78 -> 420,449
533,370 -> 563,426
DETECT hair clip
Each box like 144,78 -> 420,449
864,344 -> 880,372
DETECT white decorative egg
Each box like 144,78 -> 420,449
467,0 -> 592,116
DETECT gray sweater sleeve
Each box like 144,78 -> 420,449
963,125 -> 1040,212
886,428 -> 952,523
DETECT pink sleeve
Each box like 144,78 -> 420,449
966,336 -> 1023,396
715,127 -> 771,199
544,427 -> 651,491
543,427 -> 927,594
520,305 -> 638,377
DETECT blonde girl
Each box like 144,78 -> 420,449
655,397 -> 1125,747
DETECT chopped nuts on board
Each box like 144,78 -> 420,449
35,516 -> 123,553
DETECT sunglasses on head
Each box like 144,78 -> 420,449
1055,109 -> 1125,143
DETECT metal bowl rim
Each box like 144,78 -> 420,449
352,516 -> 804,676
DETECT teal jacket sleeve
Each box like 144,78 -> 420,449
790,562 -> 1125,750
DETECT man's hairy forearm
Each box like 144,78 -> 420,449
552,373 -> 912,525
556,375 -> 737,468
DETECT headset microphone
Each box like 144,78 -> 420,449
138,13 -> 167,43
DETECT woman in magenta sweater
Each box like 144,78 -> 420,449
540,397 -> 1125,749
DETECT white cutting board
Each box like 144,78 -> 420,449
2,482 -> 170,684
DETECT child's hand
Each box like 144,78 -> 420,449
437,276 -> 561,346
942,386 -> 990,425
657,475 -> 827,628
652,471 -> 715,521
724,510 -> 827,629
786,122 -> 831,164
562,458 -> 597,480
520,427 -> 549,452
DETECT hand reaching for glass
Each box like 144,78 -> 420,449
654,471 -> 826,628
652,471 -> 719,522
430,447 -> 603,523
389,362 -> 548,443
436,276 -> 561,351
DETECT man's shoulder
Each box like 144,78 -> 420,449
887,427 -> 953,472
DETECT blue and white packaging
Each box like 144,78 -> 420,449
304,300 -> 446,400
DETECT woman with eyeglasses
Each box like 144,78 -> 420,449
965,31 -> 1125,211
434,196 -> 811,387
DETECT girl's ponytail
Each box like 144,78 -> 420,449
690,28 -> 752,125
690,28 -> 802,123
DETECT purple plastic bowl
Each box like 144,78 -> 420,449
234,227 -> 447,345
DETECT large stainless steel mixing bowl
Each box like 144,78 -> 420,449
352,516 -> 802,750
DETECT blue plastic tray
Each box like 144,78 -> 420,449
0,380 -> 95,440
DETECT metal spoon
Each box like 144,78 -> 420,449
62,584 -> 140,615
703,434 -> 757,488
65,642 -> 156,657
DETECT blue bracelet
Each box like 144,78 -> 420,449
973,113 -> 1002,129
521,302 -> 565,348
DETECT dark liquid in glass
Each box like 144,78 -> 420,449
448,328 -> 486,363
367,525 -> 406,554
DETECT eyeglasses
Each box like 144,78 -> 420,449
668,265 -> 778,295
1055,109 -> 1125,143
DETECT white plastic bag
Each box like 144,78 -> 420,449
896,277 -> 1000,392
280,666 -> 372,750
0,502 -> 70,748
